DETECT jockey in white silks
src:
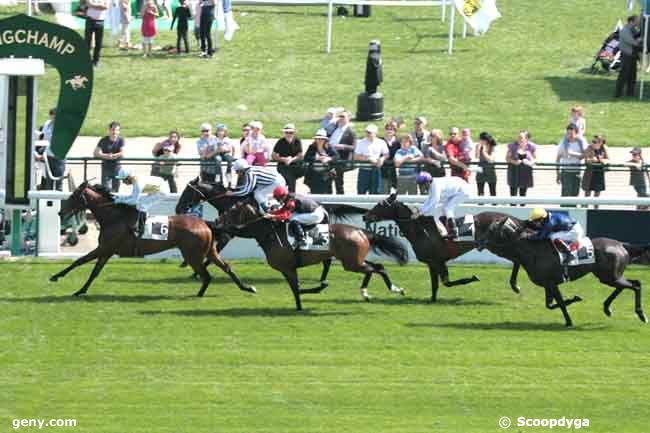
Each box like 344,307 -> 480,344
415,173 -> 472,239
114,168 -> 170,235
226,159 -> 286,211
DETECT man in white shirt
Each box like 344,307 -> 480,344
354,124 -> 388,194
415,173 -> 471,239
114,168 -> 170,236
556,123 -> 587,198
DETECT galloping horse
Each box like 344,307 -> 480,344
218,201 -> 409,310
50,181 -> 255,297
363,193 -> 524,301
478,216 -> 649,326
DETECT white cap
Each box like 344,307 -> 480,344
115,168 -> 132,180
326,107 -> 338,114
250,121 -> 263,130
200,122 -> 212,131
365,124 -> 378,134
282,123 -> 296,132
313,128 -> 328,139
233,159 -> 250,172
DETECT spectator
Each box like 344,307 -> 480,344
272,123 -> 304,192
199,0 -> 215,57
475,131 -> 497,198
241,121 -> 270,166
556,123 -> 587,199
151,131 -> 181,193
210,124 -> 235,185
118,0 -> 132,50
410,116 -> 430,151
354,124 -> 388,194
239,122 -> 251,145
140,0 -> 158,58
329,111 -> 357,194
581,135 -> 609,205
506,130 -> 536,203
393,135 -> 423,195
94,121 -> 125,192
615,15 -> 641,98
171,0 -> 191,54
304,128 -> 338,194
197,123 -> 219,182
320,107 -> 339,135
193,0 -> 201,48
569,106 -> 586,137
380,120 -> 400,193
84,0 -> 108,67
459,128 -> 474,162
445,127 -> 471,181
420,128 -> 446,181
626,147 -> 650,209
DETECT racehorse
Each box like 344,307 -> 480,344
363,193 -> 524,301
218,201 -> 409,310
478,215 -> 649,327
50,181 -> 256,297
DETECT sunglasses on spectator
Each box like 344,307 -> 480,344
450,133 -> 457,136
201,129 -> 210,132
284,131 -> 294,134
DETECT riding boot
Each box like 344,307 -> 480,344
137,211 -> 147,238
553,238 -> 573,265
289,220 -> 305,250
446,218 -> 459,240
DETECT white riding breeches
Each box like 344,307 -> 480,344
290,206 -> 326,225
442,191 -> 469,219
254,179 -> 286,209
549,223 -> 584,244
136,193 -> 166,213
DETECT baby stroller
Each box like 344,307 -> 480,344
590,23 -> 622,74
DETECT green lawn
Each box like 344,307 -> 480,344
1,259 -> 649,433
2,1 -> 650,145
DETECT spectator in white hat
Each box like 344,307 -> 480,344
354,123 -> 388,194
272,123 -> 304,192
304,128 -> 338,194
196,122 -> 219,182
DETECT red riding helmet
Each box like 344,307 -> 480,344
273,185 -> 289,200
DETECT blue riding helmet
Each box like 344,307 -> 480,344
415,172 -> 433,185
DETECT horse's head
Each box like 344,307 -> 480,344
219,201 -> 261,232
363,192 -> 412,223
59,182 -> 112,219
176,178 -> 228,214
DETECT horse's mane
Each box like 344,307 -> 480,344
89,184 -> 115,202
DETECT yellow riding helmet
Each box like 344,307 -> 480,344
529,207 -> 548,221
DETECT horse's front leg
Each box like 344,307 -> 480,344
50,248 -> 101,282
510,262 -> 521,294
72,255 -> 111,296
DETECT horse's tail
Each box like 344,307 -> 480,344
622,242 -> 650,264
363,230 -> 409,265
323,204 -> 367,222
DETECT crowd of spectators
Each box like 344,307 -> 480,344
33,105 -> 650,208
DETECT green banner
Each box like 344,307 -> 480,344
0,14 -> 93,159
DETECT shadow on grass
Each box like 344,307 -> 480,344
0,293 -> 200,304
139,307 -> 367,318
544,76 -> 623,102
406,321 -> 611,332
308,296 -> 500,306
106,275 -> 284,285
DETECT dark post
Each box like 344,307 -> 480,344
356,40 -> 384,121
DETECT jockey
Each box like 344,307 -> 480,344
226,159 -> 286,211
114,168 -> 170,236
522,208 -> 584,265
415,172 -> 471,239
268,185 -> 328,248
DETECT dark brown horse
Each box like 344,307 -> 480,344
478,216 -> 649,326
50,181 -> 255,297
363,193 -> 526,301
218,201 -> 409,310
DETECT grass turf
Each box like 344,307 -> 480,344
2,1 -> 650,145
1,259 -> 649,433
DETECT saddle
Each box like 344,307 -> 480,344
554,238 -> 595,266
287,223 -> 330,251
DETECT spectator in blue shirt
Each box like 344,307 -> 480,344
393,135 -> 423,195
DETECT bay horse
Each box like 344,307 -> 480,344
478,216 -> 649,326
218,201 -> 409,310
50,181 -> 256,297
363,193 -> 524,302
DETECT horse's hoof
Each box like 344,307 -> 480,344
604,304 -> 613,317
430,297 -> 437,304
72,290 -> 85,297
574,295 -> 583,303
399,288 -> 406,296
248,286 -> 257,294
320,280 -> 329,289
636,310 -> 648,323
50,275 -> 58,282
472,275 -> 480,282
196,291 -> 205,297
565,321 -> 573,328
511,284 -> 521,294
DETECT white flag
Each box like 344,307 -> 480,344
454,0 -> 502,34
